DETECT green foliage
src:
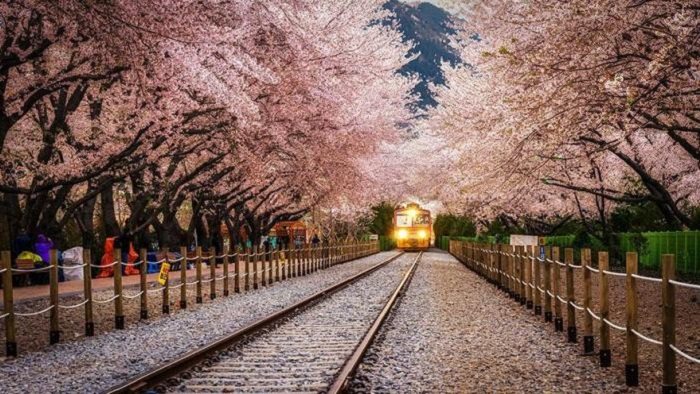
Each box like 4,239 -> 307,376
362,202 -> 395,237
433,214 -> 476,240
610,202 -> 673,232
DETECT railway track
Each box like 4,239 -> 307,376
106,251 -> 421,394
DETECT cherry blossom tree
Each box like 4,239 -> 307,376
424,0 -> 700,235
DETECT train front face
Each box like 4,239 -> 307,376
393,206 -> 431,251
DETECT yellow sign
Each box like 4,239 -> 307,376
158,261 -> 171,286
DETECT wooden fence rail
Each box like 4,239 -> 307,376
0,240 -> 379,357
448,239 -> 700,393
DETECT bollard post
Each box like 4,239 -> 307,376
544,246 -> 553,323
552,247 -> 563,331
526,245 -> 533,309
162,250 -> 170,314
582,248 -> 594,354
180,247 -> 188,309
223,247 -> 230,297
534,246 -> 542,316
625,252 -> 639,386
661,254 -> 676,394
210,249 -> 217,299
83,248 -> 94,335
599,251 -> 611,367
565,248 -> 577,343
49,249 -> 60,343
2,251 -> 17,356
113,248 -> 124,329
139,248 -> 148,320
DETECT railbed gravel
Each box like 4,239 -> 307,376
350,250 -> 627,393
0,251 -> 399,393
169,252 -> 415,392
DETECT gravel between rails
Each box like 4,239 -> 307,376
0,251 -> 399,393
169,252 -> 416,393
350,250 -> 627,393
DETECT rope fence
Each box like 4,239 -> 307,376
0,240 -> 379,357
448,239 -> 699,392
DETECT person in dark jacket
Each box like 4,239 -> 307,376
12,230 -> 33,261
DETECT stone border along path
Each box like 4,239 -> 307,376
350,250 -> 629,393
0,251 -> 400,393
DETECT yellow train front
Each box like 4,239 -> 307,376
393,203 -> 431,251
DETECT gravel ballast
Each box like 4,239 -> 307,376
0,251 -> 399,393
170,252 -> 415,392
350,250 -> 627,393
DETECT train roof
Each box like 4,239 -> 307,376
395,204 -> 430,214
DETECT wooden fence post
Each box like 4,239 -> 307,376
519,246 -> 526,306
82,249 -> 95,337
304,244 -> 309,275
223,246 -> 230,297
582,248 -> 594,354
210,249 -> 217,299
599,251 -> 611,367
544,246 -> 553,323
661,254 -> 676,394
2,251 -> 16,356
179,247 -> 188,309
625,252 -> 639,386
553,247 -> 563,331
162,251 -> 170,314
261,245 -> 267,287
269,246 -> 274,285
113,248 -> 124,330
274,245 -> 280,282
291,244 -> 297,278
252,246 -> 259,290
139,248 -> 148,320
196,246 -> 203,303
281,245 -> 287,281
526,245 -> 533,309
49,249 -> 60,343
234,247 -> 241,293
565,248 -> 576,343
534,246 -> 542,316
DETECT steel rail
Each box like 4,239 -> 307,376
328,252 -> 422,394
103,251 -> 403,394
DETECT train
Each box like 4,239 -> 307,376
393,203 -> 432,251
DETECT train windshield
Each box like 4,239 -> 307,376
395,213 -> 430,227
396,214 -> 411,227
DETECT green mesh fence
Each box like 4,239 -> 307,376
542,231 -> 700,273
443,231 -> 700,274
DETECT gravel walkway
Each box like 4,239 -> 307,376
350,250 -> 627,393
0,251 -> 399,393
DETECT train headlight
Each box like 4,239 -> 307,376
397,229 -> 408,239
418,230 -> 427,239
